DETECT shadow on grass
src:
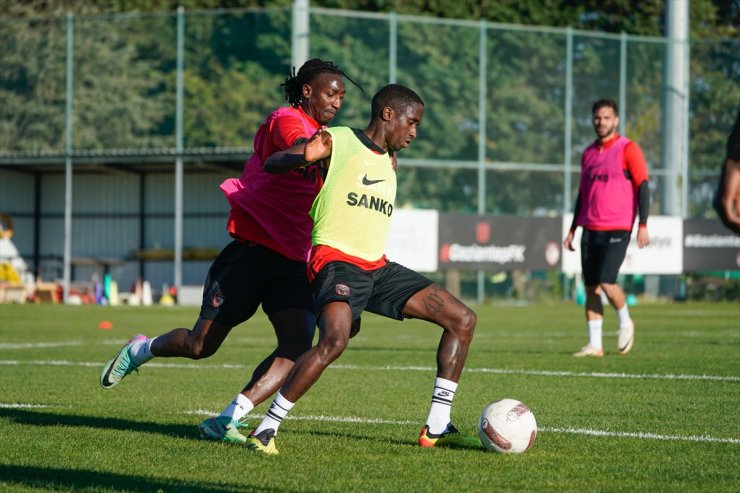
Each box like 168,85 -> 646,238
0,464 -> 286,493
295,427 -> 484,451
345,344 -> 556,357
0,408 -> 197,440
0,408 -> 484,455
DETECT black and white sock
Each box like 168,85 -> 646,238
253,392 -> 294,436
425,377 -> 458,434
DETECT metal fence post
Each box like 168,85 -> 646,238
174,6 -> 185,297
562,26 -> 574,301
477,19 -> 488,304
388,11 -> 397,84
63,11 -> 74,304
292,0 -> 310,70
663,0 -> 690,217
563,26 -> 573,215
619,31 -> 627,135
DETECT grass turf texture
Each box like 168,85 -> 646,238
0,302 -> 737,492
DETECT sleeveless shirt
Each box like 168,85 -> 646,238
310,127 -> 396,261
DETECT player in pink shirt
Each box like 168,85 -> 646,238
564,99 -> 650,358
100,59 -> 362,443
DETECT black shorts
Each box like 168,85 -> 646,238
199,241 -> 314,327
311,260 -> 433,321
580,229 -> 631,286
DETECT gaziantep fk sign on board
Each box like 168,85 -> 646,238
561,214 -> 683,275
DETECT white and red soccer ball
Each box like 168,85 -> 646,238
477,398 -> 537,453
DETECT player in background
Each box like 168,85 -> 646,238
713,108 -> 740,235
100,59 -> 362,443
564,99 -> 650,358
245,84 -> 477,455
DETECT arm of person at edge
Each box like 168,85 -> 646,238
625,142 -> 650,248
263,128 -> 334,174
721,157 -> 740,228
563,192 -> 581,252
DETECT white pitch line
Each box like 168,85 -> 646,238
2,403 -> 736,444
187,409 -> 415,426
0,341 -> 86,349
540,427 -> 740,445
0,359 -> 737,382
330,364 -> 740,382
185,410 -> 739,445
0,360 -> 246,369
0,402 -> 52,409
461,367 -> 740,382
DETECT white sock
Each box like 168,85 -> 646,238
425,377 -> 458,434
587,320 -> 603,350
219,393 -> 254,422
254,392 -> 294,436
129,338 -> 156,366
616,305 -> 631,328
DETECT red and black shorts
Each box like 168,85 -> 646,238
199,240 -> 314,327
580,229 -> 631,286
311,260 -> 433,322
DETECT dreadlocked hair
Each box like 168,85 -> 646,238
281,58 -> 364,107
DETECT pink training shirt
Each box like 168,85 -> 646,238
576,135 -> 637,231
220,106 -> 324,262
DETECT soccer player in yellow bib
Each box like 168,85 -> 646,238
246,84 -> 478,454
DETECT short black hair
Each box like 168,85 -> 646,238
281,59 -> 363,107
592,99 -> 619,115
371,84 -> 424,120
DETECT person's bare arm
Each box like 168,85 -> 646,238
564,193 -> 581,252
721,158 -> 740,228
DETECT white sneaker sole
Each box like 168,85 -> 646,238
618,324 -> 634,355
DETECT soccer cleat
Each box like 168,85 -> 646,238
99,334 -> 147,389
418,423 -> 475,448
573,344 -> 604,358
617,321 -> 635,355
198,416 -> 247,444
246,428 -> 278,455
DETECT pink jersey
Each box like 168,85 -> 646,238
220,106 -> 324,262
576,136 -> 636,231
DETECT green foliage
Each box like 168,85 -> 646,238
72,15 -> 174,150
181,10 -> 292,148
0,0 -> 737,215
0,17 -> 67,152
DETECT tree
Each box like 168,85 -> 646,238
1,0 -> 737,216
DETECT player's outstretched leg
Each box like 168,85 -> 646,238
99,334 -> 147,389
400,283 -> 477,449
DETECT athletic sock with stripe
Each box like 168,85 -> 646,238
425,377 -> 458,435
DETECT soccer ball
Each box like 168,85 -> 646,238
477,398 -> 537,453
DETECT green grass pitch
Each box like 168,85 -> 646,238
0,301 -> 738,492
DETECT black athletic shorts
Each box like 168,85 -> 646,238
311,260 -> 433,321
199,241 -> 314,327
580,229 -> 631,286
